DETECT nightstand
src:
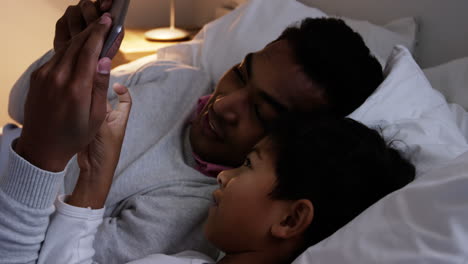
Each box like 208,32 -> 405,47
112,28 -> 199,68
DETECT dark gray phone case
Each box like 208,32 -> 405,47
99,0 -> 130,58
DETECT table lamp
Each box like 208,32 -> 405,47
144,0 -> 189,41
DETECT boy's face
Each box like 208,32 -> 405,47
204,137 -> 288,253
190,40 -> 323,167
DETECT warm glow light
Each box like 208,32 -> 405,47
145,27 -> 189,41
144,0 -> 189,41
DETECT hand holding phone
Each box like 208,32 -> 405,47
54,0 -> 112,52
100,0 -> 130,58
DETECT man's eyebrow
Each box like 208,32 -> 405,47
246,52 -> 288,113
259,90 -> 288,113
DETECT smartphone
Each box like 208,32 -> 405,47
99,0 -> 130,58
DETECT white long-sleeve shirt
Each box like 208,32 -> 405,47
42,196 -> 215,264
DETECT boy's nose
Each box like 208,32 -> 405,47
217,170 -> 235,189
217,172 -> 226,188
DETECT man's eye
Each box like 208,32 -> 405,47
234,65 -> 247,85
243,157 -> 252,168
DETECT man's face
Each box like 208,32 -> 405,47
204,137 -> 286,252
190,40 -> 323,166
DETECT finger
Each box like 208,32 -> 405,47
113,83 -> 132,116
90,56 -> 112,127
59,12 -> 109,62
80,0 -> 100,25
32,47 -> 68,83
54,15 -> 70,51
90,56 -> 112,126
106,100 -> 112,114
54,13 -> 112,130
98,0 -> 112,11
53,16 -> 108,90
65,12 -> 112,95
67,5 -> 86,37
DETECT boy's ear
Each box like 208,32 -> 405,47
271,199 -> 314,239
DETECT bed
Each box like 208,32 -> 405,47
2,0 -> 468,262
156,0 -> 468,262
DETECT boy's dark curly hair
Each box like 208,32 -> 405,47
268,113 -> 415,250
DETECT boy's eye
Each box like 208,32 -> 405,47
243,157 -> 252,168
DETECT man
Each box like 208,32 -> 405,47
4,0 -> 383,262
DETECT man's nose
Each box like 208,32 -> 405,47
212,90 -> 249,124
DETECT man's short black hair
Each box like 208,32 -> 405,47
276,17 -> 384,117
268,113 -> 415,250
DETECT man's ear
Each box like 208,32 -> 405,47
271,199 -> 314,239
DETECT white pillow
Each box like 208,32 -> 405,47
423,57 -> 468,142
292,46 -> 468,263
158,0 -> 417,84
423,56 -> 468,110
448,104 -> 468,142
293,149 -> 468,264
350,46 -> 468,173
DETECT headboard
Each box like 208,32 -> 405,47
221,0 -> 468,68
298,0 -> 468,68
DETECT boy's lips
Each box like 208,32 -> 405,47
212,190 -> 222,206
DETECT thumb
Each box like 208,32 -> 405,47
113,83 -> 132,121
95,57 -> 112,91
90,57 -> 112,127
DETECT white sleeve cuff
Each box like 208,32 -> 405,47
55,195 -> 105,220
38,195 -> 104,263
